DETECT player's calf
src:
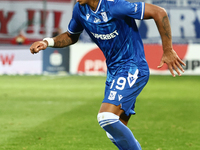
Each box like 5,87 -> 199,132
97,112 -> 141,150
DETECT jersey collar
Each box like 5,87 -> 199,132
90,0 -> 102,13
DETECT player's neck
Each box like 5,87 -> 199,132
88,0 -> 99,11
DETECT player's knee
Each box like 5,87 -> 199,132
97,112 -> 119,128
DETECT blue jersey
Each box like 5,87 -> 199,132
68,0 -> 149,82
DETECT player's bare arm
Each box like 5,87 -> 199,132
53,31 -> 80,47
144,3 -> 186,77
30,31 -> 80,54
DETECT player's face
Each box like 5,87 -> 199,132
76,0 -> 89,5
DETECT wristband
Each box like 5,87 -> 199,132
43,38 -> 54,47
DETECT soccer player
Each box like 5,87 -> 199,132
30,0 -> 186,149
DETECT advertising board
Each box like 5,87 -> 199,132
69,43 -> 200,75
43,47 -> 70,74
0,46 -> 42,74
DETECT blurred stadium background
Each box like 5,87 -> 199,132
0,0 -> 200,150
0,0 -> 200,75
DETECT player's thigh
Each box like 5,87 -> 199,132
98,103 -> 131,126
98,102 -> 124,116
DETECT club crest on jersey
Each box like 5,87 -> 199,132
101,12 -> 108,22
108,91 -> 117,100
134,3 -> 138,12
86,14 -> 90,20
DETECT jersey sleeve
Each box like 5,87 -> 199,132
67,3 -> 84,34
109,0 -> 145,20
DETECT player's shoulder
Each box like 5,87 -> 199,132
106,0 -> 128,18
107,0 -> 144,19
105,0 -> 120,6
106,0 -> 127,5
74,2 -> 79,9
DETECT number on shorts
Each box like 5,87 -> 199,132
110,77 -> 126,90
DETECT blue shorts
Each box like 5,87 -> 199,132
103,68 -> 149,116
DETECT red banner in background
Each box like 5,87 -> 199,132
78,48 -> 106,74
0,0 -> 74,44
144,44 -> 188,71
70,43 -> 200,75
0,0 -> 71,2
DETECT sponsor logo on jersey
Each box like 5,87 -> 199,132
94,17 -> 101,23
91,30 -> 119,40
108,91 -> 117,100
86,14 -> 90,20
101,12 -> 108,22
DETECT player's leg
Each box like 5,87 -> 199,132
105,111 -> 132,149
105,113 -> 142,150
98,103 -> 124,149
119,112 -> 142,150
98,103 -> 141,150
97,68 -> 149,149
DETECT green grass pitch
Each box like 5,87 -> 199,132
0,75 -> 199,150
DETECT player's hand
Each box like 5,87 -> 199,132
157,49 -> 186,77
30,41 -> 48,54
